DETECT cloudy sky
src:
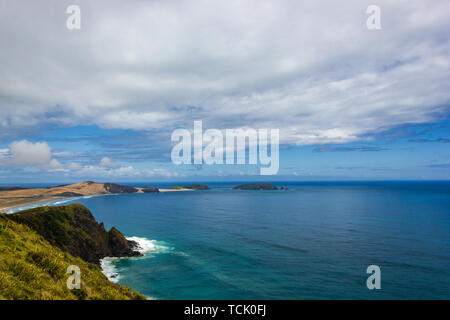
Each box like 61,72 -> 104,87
0,0 -> 449,183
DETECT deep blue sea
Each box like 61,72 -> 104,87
6,181 -> 450,299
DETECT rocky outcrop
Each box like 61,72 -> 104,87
141,186 -> 160,193
0,213 -> 146,300
103,183 -> 138,194
7,204 -> 142,265
172,184 -> 210,190
233,183 -> 278,190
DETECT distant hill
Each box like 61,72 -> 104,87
233,183 -> 278,190
0,181 -> 138,211
171,184 -> 210,190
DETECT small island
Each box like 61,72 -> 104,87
233,183 -> 278,190
140,186 -> 160,193
171,184 -> 210,190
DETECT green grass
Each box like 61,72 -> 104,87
0,214 -> 146,300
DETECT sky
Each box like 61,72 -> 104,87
0,0 -> 449,183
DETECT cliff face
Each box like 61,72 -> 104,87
0,213 -> 145,300
7,204 -> 142,265
103,183 -> 138,194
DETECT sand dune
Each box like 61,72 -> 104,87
0,181 -> 126,211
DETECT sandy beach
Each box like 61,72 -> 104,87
0,182 -> 194,212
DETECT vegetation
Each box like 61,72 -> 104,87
0,214 -> 146,300
7,204 -> 142,265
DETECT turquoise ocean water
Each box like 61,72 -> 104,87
6,181 -> 450,299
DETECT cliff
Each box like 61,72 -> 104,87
0,213 -> 145,300
7,204 -> 142,265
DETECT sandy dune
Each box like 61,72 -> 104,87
0,181 -> 193,211
0,181 -> 118,211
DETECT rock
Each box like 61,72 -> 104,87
103,183 -> 138,194
172,184 -> 210,190
184,184 -> 210,190
141,186 -> 160,193
7,204 -> 142,265
233,183 -> 278,190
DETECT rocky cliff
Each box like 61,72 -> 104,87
7,204 -> 142,265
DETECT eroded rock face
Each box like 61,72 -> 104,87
7,204 -> 142,265
103,183 -> 138,194
233,183 -> 278,190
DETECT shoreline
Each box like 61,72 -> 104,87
0,187 -> 193,213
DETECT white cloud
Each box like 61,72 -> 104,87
100,156 -> 116,167
77,164 -> 178,178
48,159 -> 64,169
0,0 -> 448,145
9,140 -> 52,166
68,162 -> 82,170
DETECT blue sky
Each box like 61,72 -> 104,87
0,0 -> 449,183
1,118 -> 449,182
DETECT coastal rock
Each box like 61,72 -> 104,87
172,184 -> 210,190
233,183 -> 278,190
103,183 -> 138,194
0,213 -> 146,300
7,204 -> 143,265
141,186 -> 160,193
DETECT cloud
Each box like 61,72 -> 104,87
48,159 -> 64,169
0,0 -> 448,146
9,140 -> 52,166
1,140 -> 70,171
425,163 -> 450,168
312,145 -> 386,152
409,138 -> 450,143
68,162 -> 82,170
76,164 -> 179,178
99,156 -> 117,167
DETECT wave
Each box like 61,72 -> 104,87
4,194 -> 110,214
100,257 -> 122,283
100,236 -> 172,284
127,236 -> 173,255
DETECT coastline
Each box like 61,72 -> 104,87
0,187 -> 195,213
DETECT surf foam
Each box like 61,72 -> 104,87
100,236 -> 172,283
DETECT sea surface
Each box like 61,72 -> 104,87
6,181 -> 450,299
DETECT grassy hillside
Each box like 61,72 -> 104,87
0,214 -> 146,300
7,204 -> 142,265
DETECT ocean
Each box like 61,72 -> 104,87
7,181 -> 450,299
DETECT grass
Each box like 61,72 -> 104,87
0,214 -> 146,300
